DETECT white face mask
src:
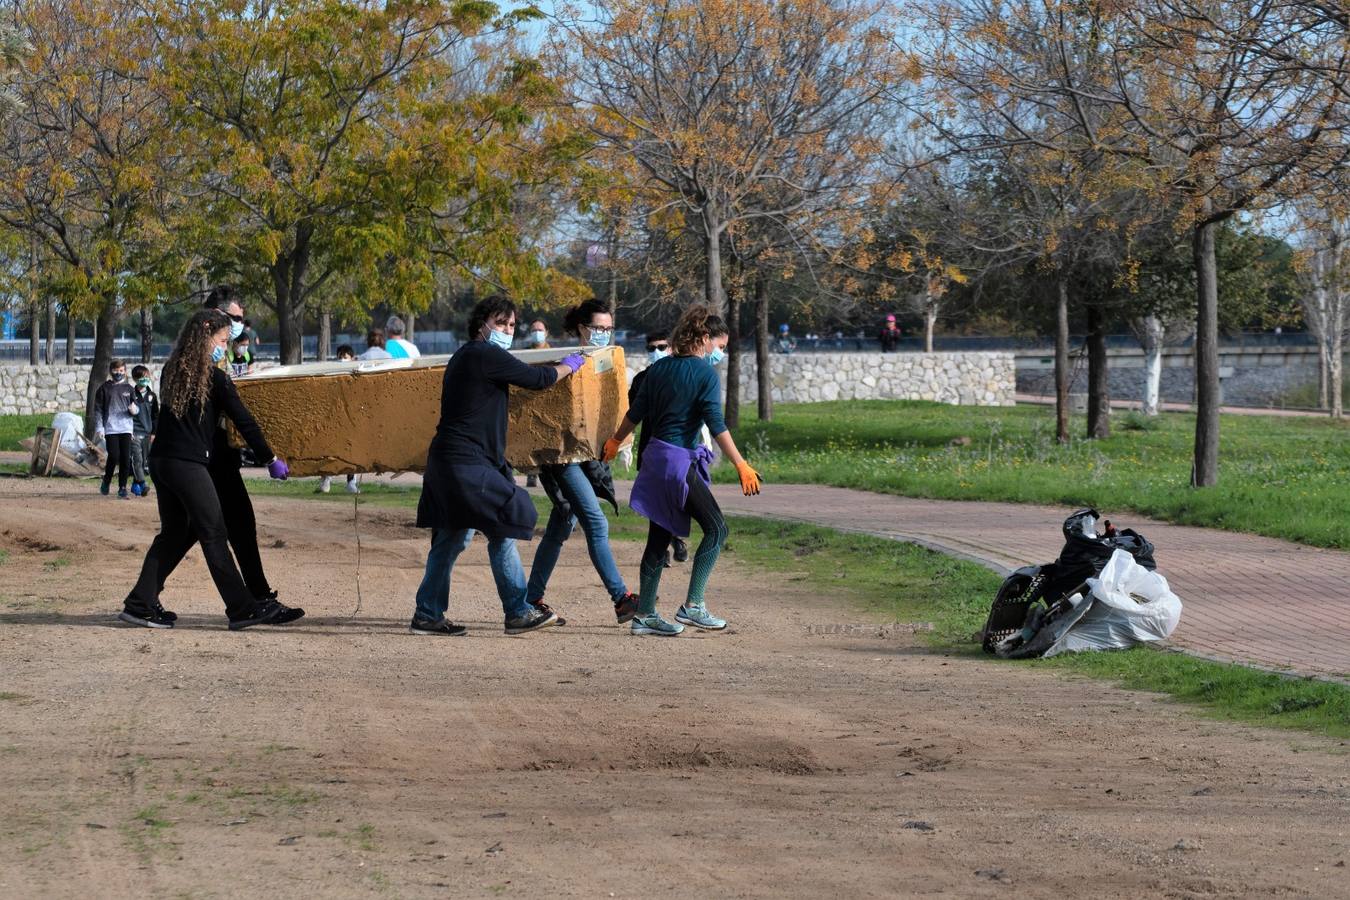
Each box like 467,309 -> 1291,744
230,320 -> 245,340
532,330 -> 547,344
648,348 -> 669,364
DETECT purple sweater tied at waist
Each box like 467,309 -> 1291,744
629,439 -> 714,538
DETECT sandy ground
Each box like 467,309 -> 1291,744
0,476 -> 1347,899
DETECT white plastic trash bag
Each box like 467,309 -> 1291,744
51,411 -> 85,453
1044,549 -> 1182,656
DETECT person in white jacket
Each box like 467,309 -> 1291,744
384,316 -> 420,359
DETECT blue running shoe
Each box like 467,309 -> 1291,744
630,613 -> 684,636
675,604 -> 727,630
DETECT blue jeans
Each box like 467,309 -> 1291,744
413,528 -> 531,622
526,463 -> 628,603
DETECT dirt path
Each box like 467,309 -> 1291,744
0,478 -> 1347,898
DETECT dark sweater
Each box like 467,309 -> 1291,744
131,386 -> 159,435
151,367 -> 273,467
427,340 -> 558,467
626,355 -> 727,451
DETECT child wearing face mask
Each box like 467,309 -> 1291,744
128,364 -> 159,497
602,305 -> 761,636
95,358 -> 136,499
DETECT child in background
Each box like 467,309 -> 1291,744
94,359 -> 136,499
230,334 -> 254,376
318,342 -> 361,494
128,365 -> 158,497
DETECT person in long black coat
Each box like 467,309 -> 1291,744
411,295 -> 584,637
120,309 -> 301,630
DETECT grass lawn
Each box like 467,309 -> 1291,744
705,400 -> 1350,549
250,477 -> 1350,741
0,414 -> 48,453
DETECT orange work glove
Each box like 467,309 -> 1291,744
602,437 -> 623,463
735,461 -> 761,496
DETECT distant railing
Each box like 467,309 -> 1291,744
0,329 -> 1317,363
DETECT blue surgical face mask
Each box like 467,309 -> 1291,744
230,320 -> 245,340
486,329 -> 513,351
708,347 -> 726,366
532,330 -> 547,345
587,330 -> 611,348
137,378 -> 151,387
648,348 -> 669,364
211,346 -> 226,363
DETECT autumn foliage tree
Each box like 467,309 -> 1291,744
550,0 -> 902,318
0,0 -> 183,432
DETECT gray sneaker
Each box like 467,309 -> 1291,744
630,613 -> 684,636
504,606 -> 558,635
675,603 -> 727,631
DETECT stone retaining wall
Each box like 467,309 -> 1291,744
627,351 -> 1016,406
0,365 -> 165,417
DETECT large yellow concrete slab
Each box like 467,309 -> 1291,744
230,346 -> 628,477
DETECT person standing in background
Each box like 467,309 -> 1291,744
627,331 -> 687,566
359,329 -> 392,360
879,314 -> 902,352
526,320 -> 551,349
95,358 -> 136,499
384,316 -> 421,359
128,365 -> 158,497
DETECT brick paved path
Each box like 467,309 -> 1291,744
613,483 -> 1350,682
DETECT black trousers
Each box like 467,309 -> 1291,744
640,467 -> 727,569
126,457 -> 258,619
103,433 -> 131,490
148,461 -> 273,599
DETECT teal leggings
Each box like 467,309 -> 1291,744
637,469 -> 727,615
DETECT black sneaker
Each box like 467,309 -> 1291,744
150,601 -> 178,623
117,488 -> 129,499
410,617 -> 468,636
613,592 -> 640,624
227,600 -> 287,631
672,538 -> 689,563
254,591 -> 305,624
504,607 -> 557,635
530,599 -> 565,627
119,606 -> 174,629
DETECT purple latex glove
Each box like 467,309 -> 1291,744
267,458 -> 290,481
561,352 -> 585,374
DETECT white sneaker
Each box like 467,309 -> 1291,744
345,477 -> 361,494
316,476 -> 332,494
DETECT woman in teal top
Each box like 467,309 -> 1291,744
604,305 -> 761,636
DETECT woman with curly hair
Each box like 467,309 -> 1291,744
603,304 -> 761,636
119,308 -> 300,630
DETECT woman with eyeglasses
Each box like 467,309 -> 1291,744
602,304 -> 761,636
524,298 -> 640,626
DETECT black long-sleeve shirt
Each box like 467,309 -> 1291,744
428,340 -> 557,467
151,367 -> 273,467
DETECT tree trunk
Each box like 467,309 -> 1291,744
140,307 -> 154,363
754,274 -> 772,422
724,284 -> 742,428
406,311 -> 415,343
1318,338 -> 1330,409
1331,321 -> 1344,419
1054,278 -> 1071,444
924,302 -> 936,353
1191,218 -> 1221,486
28,299 -> 39,365
1140,315 -> 1164,416
65,308 -> 76,364
702,206 -> 725,314
84,296 -> 118,438
318,309 -> 331,362
271,225 -> 313,365
1086,301 -> 1110,439
44,295 -> 55,365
